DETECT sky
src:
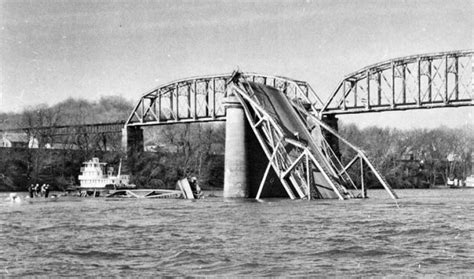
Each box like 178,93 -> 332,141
0,0 -> 472,129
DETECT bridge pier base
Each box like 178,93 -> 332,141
121,126 -> 144,173
321,115 -> 341,160
223,96 -> 249,198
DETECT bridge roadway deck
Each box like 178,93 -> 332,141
243,82 -> 342,199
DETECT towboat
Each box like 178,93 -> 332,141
77,158 -> 135,197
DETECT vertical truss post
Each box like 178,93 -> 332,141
150,97 -> 155,121
187,83 -> 192,118
191,81 -> 196,119
391,62 -> 396,109
377,72 -> 382,106
224,81 -> 228,98
427,59 -> 432,103
445,55 -> 449,104
157,92 -> 161,123
205,81 -> 209,117
354,80 -> 357,107
212,79 -> 216,119
176,85 -> 180,120
171,84 -> 176,120
417,58 -> 421,106
454,56 -> 459,100
140,98 -> 144,123
366,71 -> 371,110
402,64 -> 406,104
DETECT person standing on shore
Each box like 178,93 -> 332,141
34,184 -> 40,197
41,184 -> 46,197
44,184 -> 50,198
28,184 -> 34,198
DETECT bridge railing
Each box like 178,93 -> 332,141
320,50 -> 473,115
125,73 -> 324,126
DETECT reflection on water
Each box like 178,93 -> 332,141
1,189 -> 473,276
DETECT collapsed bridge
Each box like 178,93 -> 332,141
125,71 -> 399,200
225,73 -> 398,200
124,50 -> 472,200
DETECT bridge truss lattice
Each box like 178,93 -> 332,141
126,74 -> 322,126
127,50 -> 473,127
320,50 -> 473,115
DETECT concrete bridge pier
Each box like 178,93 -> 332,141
223,95 -> 249,198
121,126 -> 144,173
121,126 -> 144,154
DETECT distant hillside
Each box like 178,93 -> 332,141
0,96 -> 134,129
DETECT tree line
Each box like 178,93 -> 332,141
339,123 -> 473,188
0,96 -> 472,191
0,96 -> 132,129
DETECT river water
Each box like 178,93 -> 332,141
1,189 -> 473,277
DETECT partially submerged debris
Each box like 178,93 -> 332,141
106,189 -> 182,199
106,178 -> 203,200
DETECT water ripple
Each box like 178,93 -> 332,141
1,189 -> 474,276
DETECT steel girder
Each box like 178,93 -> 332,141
125,73 -> 322,126
320,50 -> 473,116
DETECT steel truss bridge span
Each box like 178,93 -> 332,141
320,50 -> 473,115
127,50 -> 473,127
126,73 -> 322,126
0,122 -> 125,136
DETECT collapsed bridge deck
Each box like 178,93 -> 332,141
229,73 -> 398,200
